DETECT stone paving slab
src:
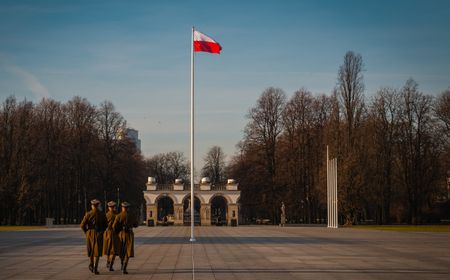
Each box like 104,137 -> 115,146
0,226 -> 449,279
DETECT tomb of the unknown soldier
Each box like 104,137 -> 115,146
143,177 -> 241,227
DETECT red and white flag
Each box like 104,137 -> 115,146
193,30 -> 222,54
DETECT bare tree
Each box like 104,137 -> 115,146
337,51 -> 365,145
435,88 -> 450,136
369,87 -> 400,224
281,89 -> 315,223
145,152 -> 189,185
243,87 -> 286,223
435,88 -> 450,198
65,97 -> 97,219
245,87 -> 286,178
201,146 -> 226,185
95,101 -> 126,196
396,79 -> 441,224
336,51 -> 366,225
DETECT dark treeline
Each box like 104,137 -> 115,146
144,151 -> 190,185
228,51 -> 450,225
3,51 -> 449,226
0,96 -> 146,225
144,146 -> 228,186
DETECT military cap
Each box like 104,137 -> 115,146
90,199 -> 101,205
107,201 -> 117,207
121,201 -> 131,207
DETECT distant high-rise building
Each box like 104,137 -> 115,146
120,128 -> 141,152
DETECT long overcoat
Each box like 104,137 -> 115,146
103,210 -> 119,256
80,209 -> 107,257
112,211 -> 138,258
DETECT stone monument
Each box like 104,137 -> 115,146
280,201 -> 286,227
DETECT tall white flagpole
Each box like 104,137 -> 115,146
327,145 -> 329,228
190,26 -> 196,242
334,158 -> 338,228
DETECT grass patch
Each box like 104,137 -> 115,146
0,226 -> 45,232
352,225 -> 450,232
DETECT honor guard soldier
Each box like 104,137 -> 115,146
80,199 -> 107,274
113,201 -> 138,274
103,201 -> 119,271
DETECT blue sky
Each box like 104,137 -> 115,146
1,0 -> 450,170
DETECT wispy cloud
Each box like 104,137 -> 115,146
4,64 -> 50,99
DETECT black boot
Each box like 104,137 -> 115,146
94,257 -> 100,274
122,263 -> 128,274
109,260 -> 114,271
89,263 -> 93,272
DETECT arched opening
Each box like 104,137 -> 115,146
183,195 -> 201,225
156,196 -> 174,225
211,196 -> 227,226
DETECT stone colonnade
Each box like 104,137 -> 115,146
143,177 -> 241,226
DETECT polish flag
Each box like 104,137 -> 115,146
194,30 -> 222,54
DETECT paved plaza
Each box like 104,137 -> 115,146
0,226 -> 449,280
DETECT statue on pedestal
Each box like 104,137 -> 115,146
178,207 -> 182,220
280,201 -> 286,227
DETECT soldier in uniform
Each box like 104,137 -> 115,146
113,201 -> 138,274
103,201 -> 119,271
80,199 -> 107,274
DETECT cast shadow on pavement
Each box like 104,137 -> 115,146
135,236 -> 355,245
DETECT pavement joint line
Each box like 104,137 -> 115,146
148,226 -> 185,280
126,268 -> 450,274
191,241 -> 195,280
137,227 -> 168,280
198,232 -> 220,279
169,227 -> 186,280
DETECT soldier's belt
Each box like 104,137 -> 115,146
123,227 -> 133,233
87,225 -> 102,231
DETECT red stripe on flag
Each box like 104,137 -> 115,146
194,41 -> 222,54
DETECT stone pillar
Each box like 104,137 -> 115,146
173,204 -> 184,225
146,204 -> 157,225
201,203 -> 211,226
227,203 -> 239,226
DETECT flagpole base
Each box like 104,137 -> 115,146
190,237 -> 196,242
